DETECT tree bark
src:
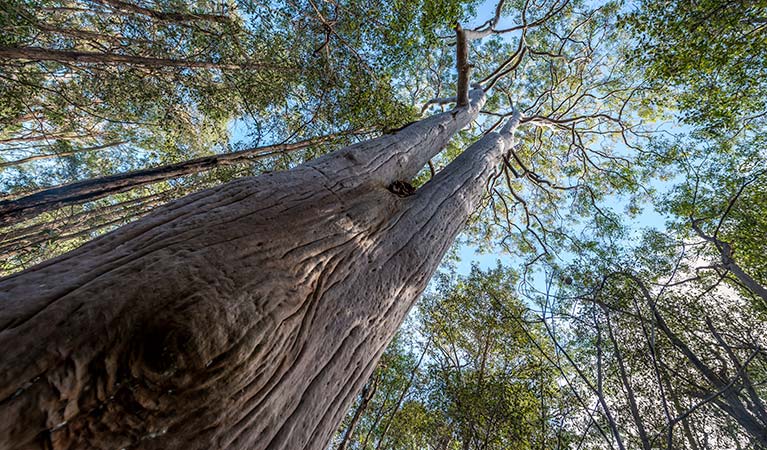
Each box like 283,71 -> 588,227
0,88 -> 525,450
0,131 -> 358,227
455,24 -> 470,107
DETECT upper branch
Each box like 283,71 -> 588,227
0,46 -> 282,70
463,0 -> 506,40
455,23 -> 471,107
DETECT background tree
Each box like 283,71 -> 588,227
331,265 -> 572,450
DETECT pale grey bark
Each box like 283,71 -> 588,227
604,311 -> 651,450
0,88 -> 523,450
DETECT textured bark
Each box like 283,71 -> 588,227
455,24 -> 470,107
0,132 -> 357,227
0,89 -> 522,450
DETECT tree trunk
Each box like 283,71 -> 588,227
0,191 -> 168,246
336,376 -> 377,450
0,89 -> 521,450
625,272 -> 767,447
604,311 -> 651,450
0,46 -> 272,70
0,141 -> 127,169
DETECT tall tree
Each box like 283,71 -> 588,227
0,0 -> 449,272
0,0 -> 649,448
0,50 -> 521,448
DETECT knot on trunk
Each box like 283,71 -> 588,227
135,325 -> 195,381
387,180 -> 416,197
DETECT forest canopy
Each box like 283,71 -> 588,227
1,0 -> 766,449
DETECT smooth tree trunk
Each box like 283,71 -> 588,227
625,273 -> 767,447
0,141 -> 127,169
0,197 -> 167,260
602,311 -> 651,450
0,191 -> 168,246
0,89 -> 522,449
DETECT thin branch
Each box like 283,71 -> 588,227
0,46 -> 283,70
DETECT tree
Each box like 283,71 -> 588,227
331,265 -> 570,450
558,230 -> 767,448
0,0 -> 458,272
0,42 -> 524,447
531,134 -> 767,448
2,0 -> 642,274
0,0 -> 656,448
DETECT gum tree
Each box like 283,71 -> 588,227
0,0 -> 642,448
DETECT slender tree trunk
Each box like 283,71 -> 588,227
0,197 -> 165,260
0,141 -> 127,169
0,131 -> 358,227
660,366 -> 701,450
691,221 -> 767,305
337,377 -> 378,450
0,191 -> 167,244
624,273 -> 767,447
604,311 -> 651,450
373,339 -> 431,450
454,24 -> 471,107
0,46 -> 272,70
594,315 -> 627,450
0,89 -> 525,450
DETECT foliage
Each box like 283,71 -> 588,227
332,266 -> 573,450
623,0 -> 767,133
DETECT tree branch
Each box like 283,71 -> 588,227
0,46 -> 281,70
455,23 -> 471,107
